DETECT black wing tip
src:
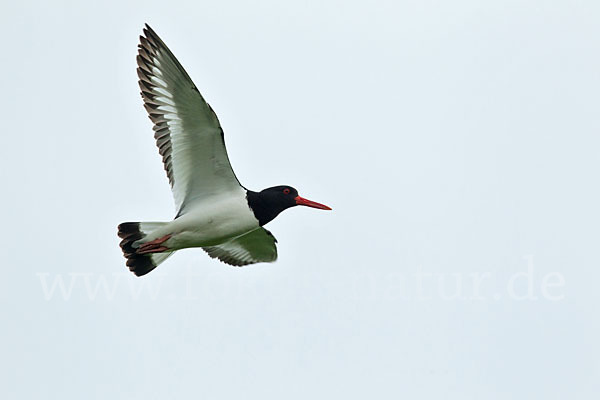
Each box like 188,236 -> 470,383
142,24 -> 162,47
143,23 -> 154,36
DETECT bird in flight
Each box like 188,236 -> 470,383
118,24 -> 331,276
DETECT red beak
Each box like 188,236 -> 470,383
294,196 -> 332,210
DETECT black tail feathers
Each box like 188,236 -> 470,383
118,222 -> 158,277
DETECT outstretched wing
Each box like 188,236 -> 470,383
137,24 -> 243,216
203,228 -> 278,266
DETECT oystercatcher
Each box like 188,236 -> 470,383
118,25 -> 331,276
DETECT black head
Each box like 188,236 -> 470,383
246,185 -> 331,226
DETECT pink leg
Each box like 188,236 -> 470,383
139,234 -> 171,248
137,245 -> 169,255
137,234 -> 171,254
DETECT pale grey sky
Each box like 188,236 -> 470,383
1,0 -> 599,398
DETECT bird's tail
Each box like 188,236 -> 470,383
117,222 -> 173,277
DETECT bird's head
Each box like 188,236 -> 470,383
247,185 -> 331,226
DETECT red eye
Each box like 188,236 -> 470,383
283,188 -> 290,194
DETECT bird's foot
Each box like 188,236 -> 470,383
137,245 -> 169,254
137,234 -> 171,254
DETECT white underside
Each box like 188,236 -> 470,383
137,189 -> 259,251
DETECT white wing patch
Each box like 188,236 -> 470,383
203,228 -> 278,266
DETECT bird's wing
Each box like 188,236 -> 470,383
137,24 -> 243,216
203,228 -> 278,266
